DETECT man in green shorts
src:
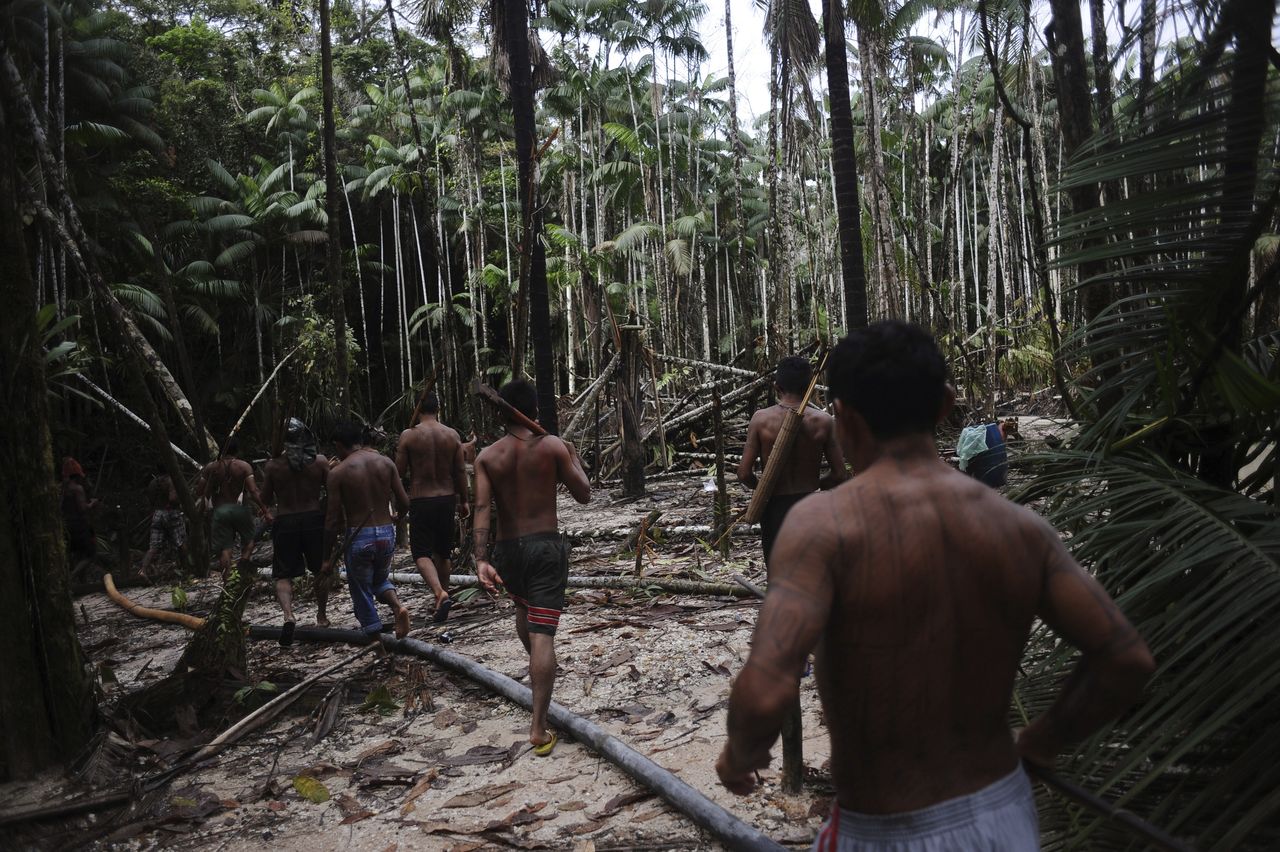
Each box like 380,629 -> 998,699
196,435 -> 271,577
474,380 -> 591,756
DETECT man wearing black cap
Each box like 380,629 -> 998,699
261,418 -> 331,643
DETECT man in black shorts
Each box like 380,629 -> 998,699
738,356 -> 847,575
396,392 -> 469,622
261,418 -> 331,643
474,380 -> 591,755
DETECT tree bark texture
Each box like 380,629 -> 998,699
823,0 -> 868,329
0,119 -> 94,781
321,0 -> 350,412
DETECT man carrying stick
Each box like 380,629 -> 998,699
261,417 -> 332,643
396,392 -> 470,623
473,379 -> 591,755
717,321 -> 1155,850
322,421 -> 412,639
738,356 -> 847,576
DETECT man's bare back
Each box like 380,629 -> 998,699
396,421 -> 465,499
475,432 -> 589,540
261,455 -> 329,515
719,321 -> 1154,841
199,457 -> 257,507
739,403 -> 843,495
327,449 -> 406,529
799,458 -> 1044,809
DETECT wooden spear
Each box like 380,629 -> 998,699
471,378 -> 548,435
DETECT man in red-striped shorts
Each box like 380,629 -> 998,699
474,380 -> 591,755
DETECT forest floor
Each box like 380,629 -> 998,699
0,417 -> 1065,852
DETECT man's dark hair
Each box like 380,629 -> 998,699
419,391 -> 440,415
775,356 -> 812,396
499,379 -> 538,421
331,419 -> 364,448
827,320 -> 948,439
223,435 -> 240,456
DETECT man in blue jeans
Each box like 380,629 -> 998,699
322,421 -> 412,638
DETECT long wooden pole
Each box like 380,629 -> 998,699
471,378 -> 548,435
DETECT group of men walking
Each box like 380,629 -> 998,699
63,320 -> 1153,849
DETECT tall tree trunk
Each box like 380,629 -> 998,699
0,116 -> 94,781
321,0 -> 350,412
503,0 -> 558,431
824,0 -> 868,330
1045,0 -> 1106,324
856,26 -> 901,317
724,0 -> 751,346
1197,0 -> 1274,487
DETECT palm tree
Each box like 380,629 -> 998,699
497,0 -> 559,431
1017,7 -> 1280,845
822,0 -> 868,329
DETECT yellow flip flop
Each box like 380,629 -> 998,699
533,733 -> 558,757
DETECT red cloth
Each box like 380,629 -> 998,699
61,456 -> 85,480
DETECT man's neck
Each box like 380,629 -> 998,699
418,415 -> 438,427
864,433 -> 940,469
777,393 -> 805,409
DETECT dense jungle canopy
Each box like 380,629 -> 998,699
1,0 -> 1278,847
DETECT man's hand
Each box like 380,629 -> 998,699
1015,722 -> 1059,769
715,745 -> 758,795
321,558 -> 333,577
458,500 -> 471,519
261,509 -> 274,525
476,559 -> 501,594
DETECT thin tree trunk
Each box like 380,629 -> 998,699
320,0 -> 349,412
824,0 -> 868,330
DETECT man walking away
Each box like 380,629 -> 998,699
738,356 -> 847,576
60,456 -> 98,576
262,417 -> 332,644
140,473 -> 186,581
717,321 -> 1155,851
323,420 -> 411,639
195,436 -> 271,577
396,392 -> 470,622
474,380 -> 591,755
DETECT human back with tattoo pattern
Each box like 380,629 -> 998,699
717,321 -> 1156,851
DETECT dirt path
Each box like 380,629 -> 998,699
1,474 -> 832,850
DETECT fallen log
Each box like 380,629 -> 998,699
103,573 -> 206,630
246,626 -> 786,852
565,351 -> 622,437
0,791 -> 132,829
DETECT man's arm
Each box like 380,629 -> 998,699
321,471 -> 345,568
394,431 -> 412,480
818,417 -> 849,490
452,441 -> 470,517
388,458 -> 410,516
259,463 -> 275,508
241,462 -> 272,522
717,504 -> 835,794
557,439 -> 591,504
737,416 -> 761,489
194,465 -> 209,501
1017,521 -> 1155,767
473,455 -> 498,592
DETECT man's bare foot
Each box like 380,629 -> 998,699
394,607 -> 411,638
531,731 -> 557,756
316,615 -> 330,627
